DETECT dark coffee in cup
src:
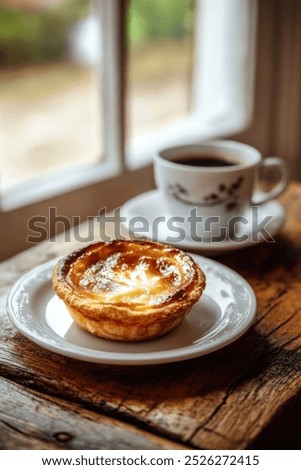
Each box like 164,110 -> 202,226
172,155 -> 238,167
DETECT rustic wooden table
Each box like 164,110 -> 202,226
1,183 -> 301,450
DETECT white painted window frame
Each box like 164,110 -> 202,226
0,0 -> 257,212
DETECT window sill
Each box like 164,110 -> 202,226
126,109 -> 252,170
0,159 -> 120,212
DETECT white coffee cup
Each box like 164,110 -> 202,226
154,140 -> 288,241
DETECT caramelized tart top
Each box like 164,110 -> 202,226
54,240 -> 205,310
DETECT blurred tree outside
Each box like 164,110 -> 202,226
128,0 -> 195,47
0,0 -> 89,66
0,0 -> 195,67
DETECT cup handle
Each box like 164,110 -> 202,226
251,157 -> 289,205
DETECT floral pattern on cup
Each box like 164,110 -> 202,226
168,176 -> 244,212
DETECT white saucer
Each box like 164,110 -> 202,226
7,255 -> 256,366
121,189 -> 286,255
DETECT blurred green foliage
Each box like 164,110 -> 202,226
0,0 -> 89,66
0,0 -> 195,67
127,0 -> 195,48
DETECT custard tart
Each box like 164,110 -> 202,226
52,240 -> 206,342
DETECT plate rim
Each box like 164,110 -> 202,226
121,189 -> 286,254
6,255 -> 257,365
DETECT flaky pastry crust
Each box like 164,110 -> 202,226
52,240 -> 206,341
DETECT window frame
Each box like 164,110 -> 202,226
0,0 -> 257,211
1,0 -> 257,211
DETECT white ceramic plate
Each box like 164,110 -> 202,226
7,255 -> 256,365
121,189 -> 286,255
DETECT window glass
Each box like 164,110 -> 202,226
126,0 -> 196,142
0,0 -> 102,192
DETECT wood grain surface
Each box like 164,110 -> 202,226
1,183 -> 300,450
